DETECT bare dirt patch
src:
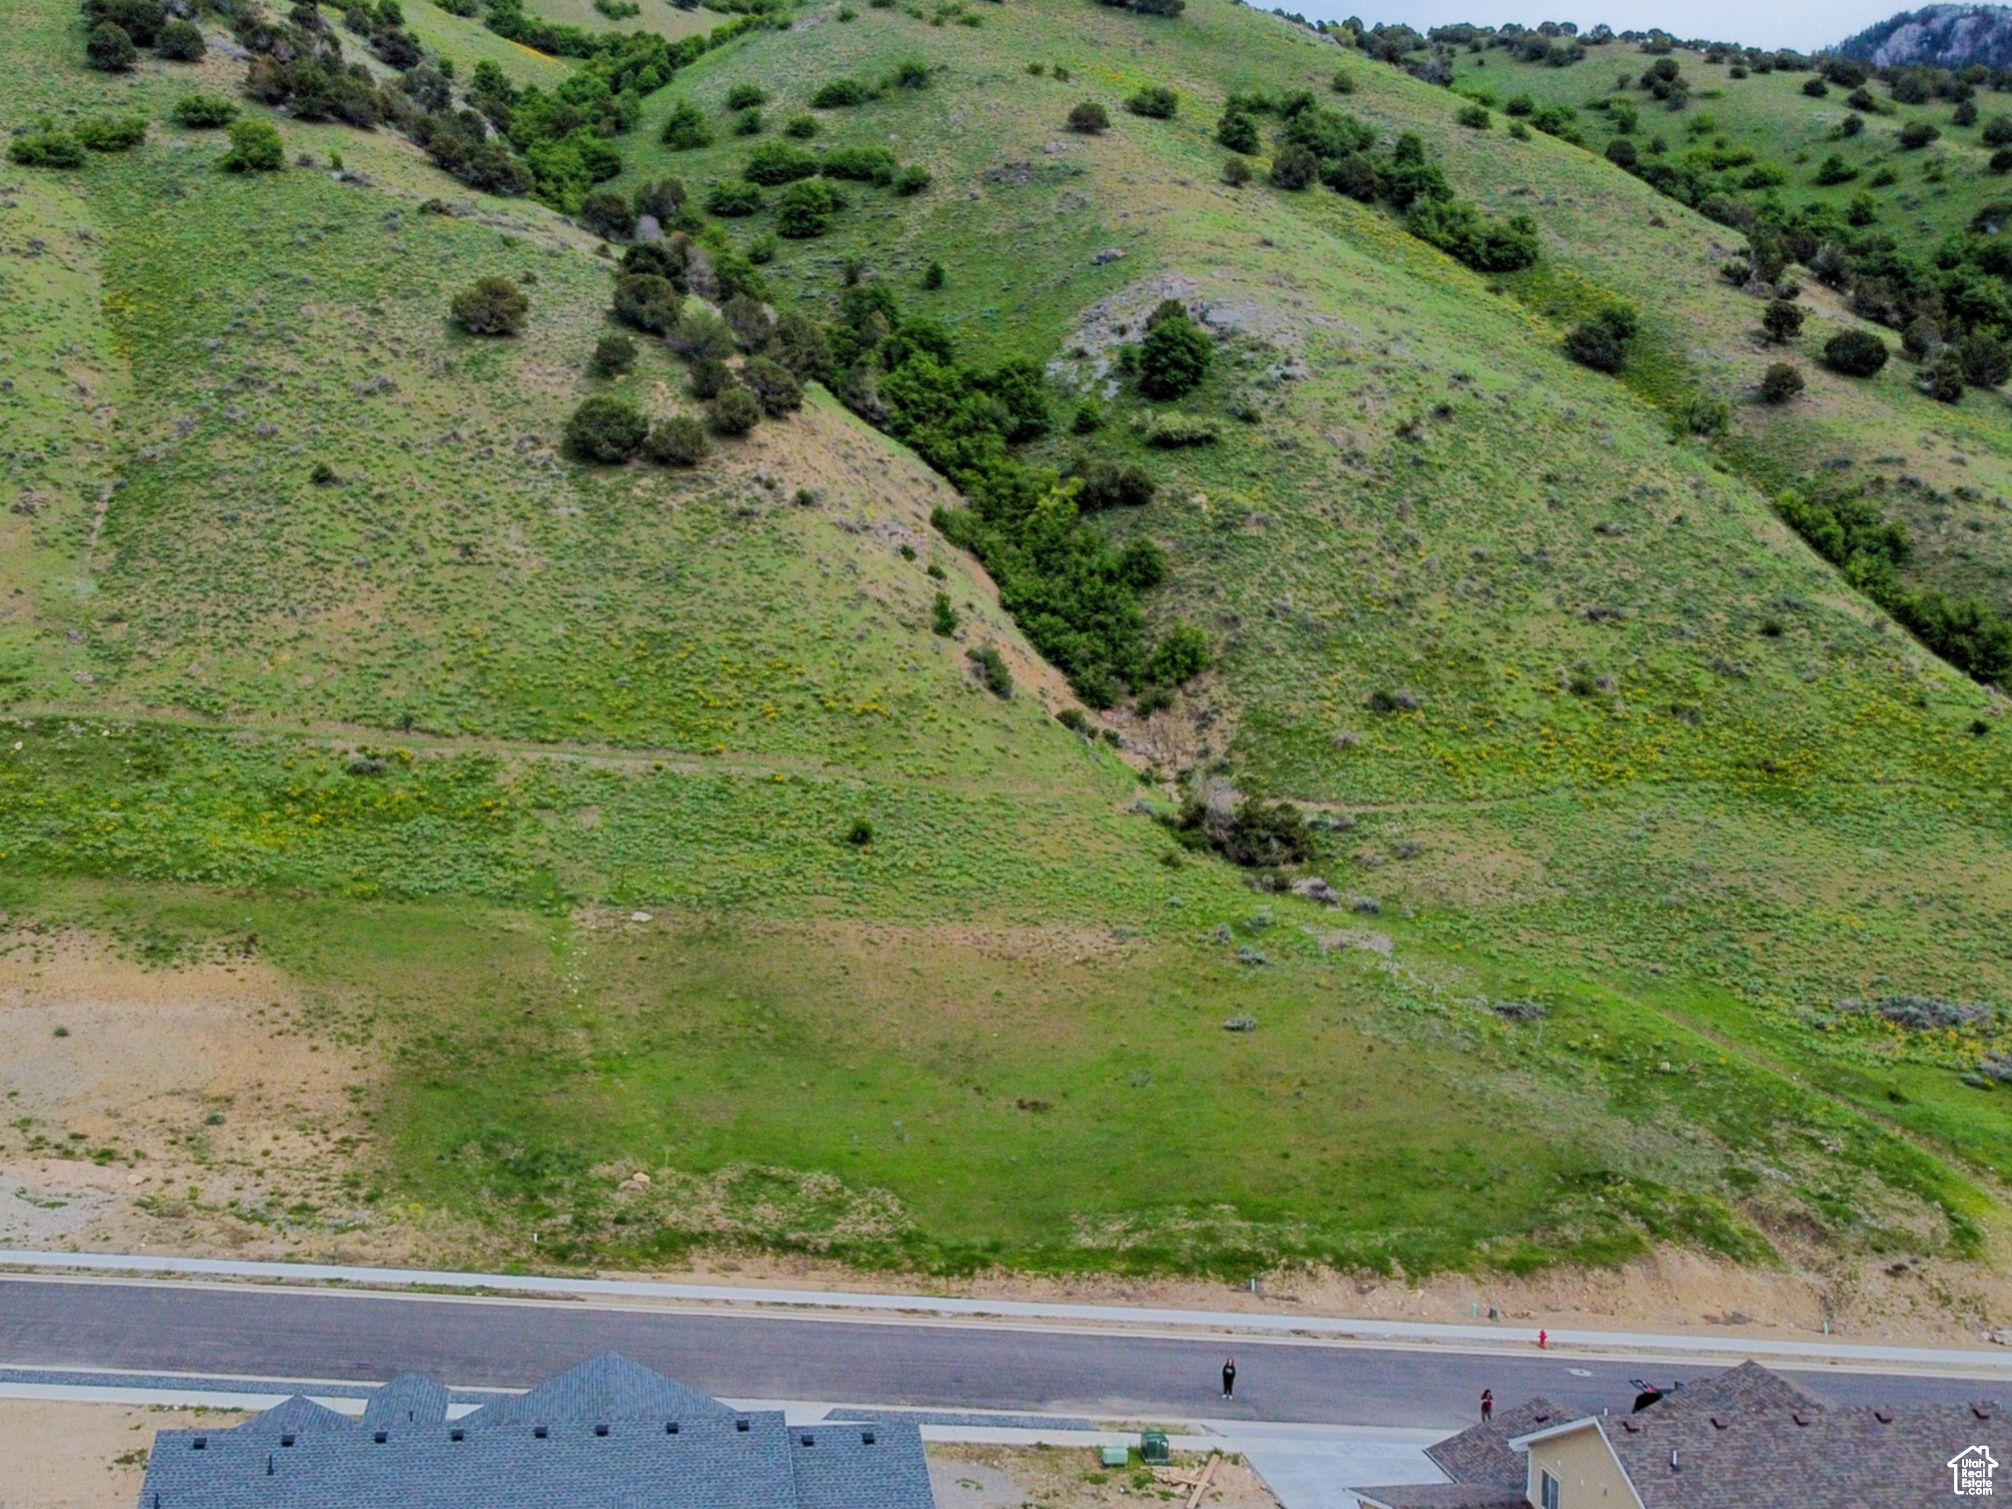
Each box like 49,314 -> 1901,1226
929,1446 -> 1278,1509
0,1400 -> 248,1509
0,928 -> 380,1256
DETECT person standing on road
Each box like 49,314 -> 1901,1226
1480,1389 -> 1493,1423
1222,1358 -> 1237,1400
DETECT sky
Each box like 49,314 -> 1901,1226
1290,0 -> 1915,52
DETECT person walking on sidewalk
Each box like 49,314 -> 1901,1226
1221,1358 -> 1237,1400
1480,1389 -> 1493,1423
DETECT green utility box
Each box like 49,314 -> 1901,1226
1100,1446 -> 1130,1468
1140,1431 -> 1171,1465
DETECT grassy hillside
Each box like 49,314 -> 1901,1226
4,0 -> 2012,1289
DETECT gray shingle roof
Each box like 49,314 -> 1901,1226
1424,1399 -> 1563,1487
137,1355 -> 936,1509
1349,1482 -> 1529,1509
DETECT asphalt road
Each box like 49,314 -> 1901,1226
0,1277 -> 1996,1430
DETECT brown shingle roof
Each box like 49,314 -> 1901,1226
1350,1484 -> 1528,1509
1638,1360 -> 1824,1420
1424,1399 -> 1563,1488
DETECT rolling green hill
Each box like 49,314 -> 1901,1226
5,0 -> 2012,1291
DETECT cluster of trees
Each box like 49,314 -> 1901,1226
1776,486 -> 2012,686
1222,93 -> 1537,272
8,113 -> 151,167
79,0 -> 206,71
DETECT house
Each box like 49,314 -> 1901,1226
137,1351 -> 938,1509
1354,1360 -> 2004,1509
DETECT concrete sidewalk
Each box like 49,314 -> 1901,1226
3,1247 -> 2005,1373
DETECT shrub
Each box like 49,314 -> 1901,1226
578,190 -> 635,241
1270,143 -> 1318,190
156,18 -> 205,59
1222,155 -> 1251,186
1684,395 -> 1730,435
645,414 -> 709,465
1136,299 -> 1210,399
922,259 -> 945,288
1564,303 -> 1639,373
85,22 -> 138,71
1071,401 -> 1102,434
894,164 -> 930,195
968,644 -> 1012,698
1802,76 -> 1828,97
742,356 -> 803,414
1898,120 -> 1940,149
811,77 -> 871,108
1127,85 -> 1178,119
632,177 -> 685,224
1068,100 -> 1110,134
744,141 -> 819,184
84,0 -> 162,42
931,591 -> 959,635
73,116 -> 147,152
1331,68 -> 1356,94
1147,621 -> 1209,684
1959,331 -> 2010,388
1825,329 -> 1889,376
7,132 -> 86,168
1759,361 -> 1804,403
1994,147 -> 2012,174
705,180 -> 762,216
1604,136 -> 1638,168
1456,103 -> 1490,129
1920,349 -> 1966,402
1217,108 -> 1260,154
1176,797 -> 1309,868
726,82 -> 768,110
660,101 -> 714,150
451,275 -> 529,335
1846,191 -> 1878,225
721,292 -> 774,351
173,93 -> 238,128
1983,115 -> 2012,148
613,273 -> 681,333
774,310 -> 833,381
688,356 -> 728,400
219,119 -> 285,173
708,384 -> 761,435
821,145 -> 897,181
567,397 -> 649,462
1813,153 -> 1857,184
1761,299 -> 1805,343
591,334 -> 637,376
670,305 -> 736,361
1406,199 -> 1539,272
784,114 -> 818,139
894,57 -> 930,89
775,178 -> 837,236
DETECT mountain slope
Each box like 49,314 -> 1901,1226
1839,5 -> 2012,70
3,0 -> 2012,1301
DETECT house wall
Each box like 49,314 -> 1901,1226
1525,1424 -> 1644,1509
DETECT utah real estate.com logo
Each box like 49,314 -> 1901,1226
1952,1445 -> 2000,1497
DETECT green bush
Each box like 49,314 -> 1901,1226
567,396 -> 649,462
1175,797 -> 1310,868
1073,461 -> 1155,511
1993,147 -> 2012,174
1801,76 -> 1828,97
73,116 -> 147,152
705,180 -> 762,216
1759,361 -> 1804,403
7,132 -> 86,169
632,177 -> 685,224
1331,68 -> 1356,94
1222,155 -> 1251,186
1217,108 -> 1260,154
784,114 -> 818,138
894,57 -> 930,89
709,385 -> 762,435
1147,621 -> 1209,685
968,644 -> 1013,698
1824,329 -> 1888,376
1898,120 -> 1940,149
85,22 -> 137,71
744,141 -> 819,184
156,18 -> 205,59
1136,300 -> 1210,400
688,356 -> 728,400
173,93 -> 238,128
742,356 -> 803,414
450,275 -> 529,335
1068,100 -> 1110,134
1761,299 -> 1805,343
1456,103 -> 1490,129
578,190 -> 635,240
1564,304 -> 1639,373
931,591 -> 959,636
644,414 -> 709,465
1959,331 -> 2010,389
591,334 -> 637,376
725,82 -> 768,110
1126,85 -> 1178,119
812,77 -> 871,108
219,119 -> 285,173
820,145 -> 896,182
1406,198 -> 1539,271
612,273 -> 681,332
1605,137 -> 1638,169
660,101 -> 714,150
771,179 -> 832,237
1269,143 -> 1319,189
893,164 -> 930,196
1813,153 -> 1858,185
